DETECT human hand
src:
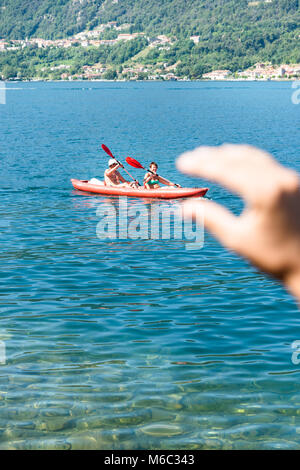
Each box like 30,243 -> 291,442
177,144 -> 300,300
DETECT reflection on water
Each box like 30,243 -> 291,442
0,81 -> 299,449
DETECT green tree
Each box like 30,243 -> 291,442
103,68 -> 117,80
1,65 -> 18,79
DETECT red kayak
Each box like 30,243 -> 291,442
71,179 -> 208,199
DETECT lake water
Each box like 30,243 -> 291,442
0,81 -> 300,450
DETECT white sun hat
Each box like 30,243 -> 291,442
109,158 -> 117,166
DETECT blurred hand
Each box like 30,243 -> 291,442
177,144 -> 300,301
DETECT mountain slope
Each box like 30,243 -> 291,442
0,0 -> 299,40
0,0 -> 299,79
0,0 -> 104,39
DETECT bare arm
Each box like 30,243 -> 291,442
144,172 -> 152,189
177,144 -> 300,301
157,175 -> 179,186
106,163 -> 122,176
144,171 -> 179,187
144,172 -> 152,183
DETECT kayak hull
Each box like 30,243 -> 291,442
71,179 -> 208,199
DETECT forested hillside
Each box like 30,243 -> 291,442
0,0 -> 299,40
0,0 -> 299,79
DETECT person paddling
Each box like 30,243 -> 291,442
105,159 -> 138,188
144,162 -> 180,189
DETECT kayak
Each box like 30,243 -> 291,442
71,179 -> 208,199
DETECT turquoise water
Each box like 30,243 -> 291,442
0,81 -> 300,450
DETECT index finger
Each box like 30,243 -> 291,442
176,144 -> 297,205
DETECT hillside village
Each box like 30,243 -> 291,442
0,21 -> 299,81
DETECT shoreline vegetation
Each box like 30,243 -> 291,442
3,77 -> 299,83
1,36 -> 299,82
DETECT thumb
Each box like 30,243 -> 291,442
182,199 -> 240,249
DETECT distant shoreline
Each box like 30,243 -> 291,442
3,78 -> 298,83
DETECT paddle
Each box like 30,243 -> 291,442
126,157 -> 180,187
101,144 -> 140,185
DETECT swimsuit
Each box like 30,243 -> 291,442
148,179 -> 159,186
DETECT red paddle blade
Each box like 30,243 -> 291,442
101,144 -> 114,158
126,157 -> 145,169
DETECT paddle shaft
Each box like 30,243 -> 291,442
117,162 -> 139,184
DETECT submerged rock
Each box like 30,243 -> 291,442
139,424 -> 182,437
69,436 -> 99,450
